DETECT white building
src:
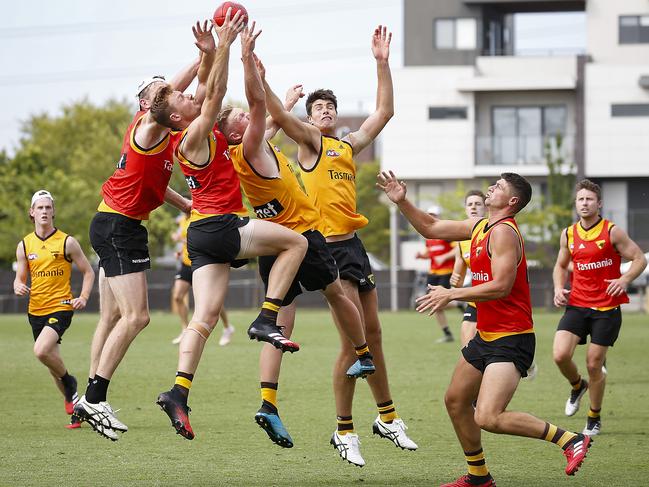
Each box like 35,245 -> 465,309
382,0 -> 649,268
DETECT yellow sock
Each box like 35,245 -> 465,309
337,415 -> 354,435
377,400 -> 398,423
465,448 -> 490,478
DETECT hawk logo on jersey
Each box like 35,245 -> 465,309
475,246 -> 483,257
116,153 -> 127,169
596,240 -> 606,249
48,317 -> 59,325
253,199 -> 285,219
50,251 -> 60,258
185,175 -> 201,190
27,253 -> 38,260
326,149 -> 340,157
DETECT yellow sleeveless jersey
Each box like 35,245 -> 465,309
231,141 -> 323,234
178,215 -> 191,266
299,135 -> 368,237
458,239 -> 476,308
22,229 -> 73,315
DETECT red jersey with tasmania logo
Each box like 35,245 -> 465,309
175,125 -> 246,221
101,111 -> 178,219
425,239 -> 455,275
567,218 -> 628,309
470,217 -> 533,338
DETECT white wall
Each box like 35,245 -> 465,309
585,64 -> 649,177
382,66 -> 476,179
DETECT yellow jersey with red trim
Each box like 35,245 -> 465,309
470,217 -> 534,341
22,229 -> 73,316
178,214 -> 191,266
298,135 -> 368,237
230,141 -> 323,234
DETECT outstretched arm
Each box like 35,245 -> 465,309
377,170 -> 475,241
192,20 -> 218,104
164,187 -> 192,213
240,23 -> 265,155
183,10 -> 245,154
65,237 -> 95,310
257,56 -> 321,151
347,25 -> 394,155
13,242 -> 29,296
264,84 -> 305,140
608,225 -> 647,296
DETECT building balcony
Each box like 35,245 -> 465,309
475,134 -> 574,173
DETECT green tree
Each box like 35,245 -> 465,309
356,161 -> 390,262
0,98 -> 180,265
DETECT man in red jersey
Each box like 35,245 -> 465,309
416,205 -> 457,343
378,171 -> 592,486
73,22 -> 213,441
150,15 -> 307,441
553,179 -> 646,437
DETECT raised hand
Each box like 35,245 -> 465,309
253,54 -> 266,80
285,84 -> 304,109
192,20 -> 215,53
241,21 -> 261,57
371,25 -> 392,62
214,7 -> 246,47
376,170 -> 407,204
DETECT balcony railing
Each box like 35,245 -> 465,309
476,135 -> 574,166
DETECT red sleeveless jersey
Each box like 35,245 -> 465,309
470,217 -> 533,335
175,125 -> 245,217
101,111 -> 177,218
425,239 -> 455,275
567,218 -> 628,308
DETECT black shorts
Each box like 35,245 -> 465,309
188,215 -> 250,270
462,332 -> 535,378
557,305 -> 622,347
463,304 -> 477,322
28,310 -> 74,344
89,212 -> 150,278
326,234 -> 375,293
427,273 -> 451,288
175,263 -> 193,284
259,230 -> 339,306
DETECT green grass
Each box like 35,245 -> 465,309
1,309 -> 648,486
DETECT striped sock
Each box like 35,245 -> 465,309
260,382 -> 278,414
355,343 -> 370,357
588,407 -> 601,420
377,400 -> 398,423
464,448 -> 491,482
571,376 -> 583,390
260,297 -> 282,323
337,415 -> 354,435
172,371 -> 194,399
541,422 -> 578,449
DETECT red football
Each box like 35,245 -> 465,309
213,2 -> 248,27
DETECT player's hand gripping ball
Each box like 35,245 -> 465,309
213,2 -> 248,27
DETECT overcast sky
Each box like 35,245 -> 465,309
1,1 -> 585,154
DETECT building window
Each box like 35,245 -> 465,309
434,18 -> 477,50
619,15 -> 649,44
491,106 -> 566,165
428,106 -> 468,120
611,103 -> 649,117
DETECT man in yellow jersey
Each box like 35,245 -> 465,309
379,171 -> 592,486
217,27 -> 375,454
74,23 -> 210,441
553,179 -> 646,437
259,25 -> 417,466
170,211 -> 235,346
13,190 -> 95,429
450,191 -> 486,346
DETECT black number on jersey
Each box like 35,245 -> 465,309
116,153 -> 127,169
185,175 -> 201,190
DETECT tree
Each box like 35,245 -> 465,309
356,161 -> 390,262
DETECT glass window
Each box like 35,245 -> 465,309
619,15 -> 649,44
544,106 -> 566,136
435,19 -> 455,49
435,18 -> 476,50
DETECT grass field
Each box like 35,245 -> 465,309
1,309 -> 648,486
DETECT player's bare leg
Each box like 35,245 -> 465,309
88,268 -> 120,379
553,331 -> 588,416
171,278 -> 191,343
583,343 -> 607,435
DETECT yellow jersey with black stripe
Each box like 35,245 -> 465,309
298,135 -> 368,237
231,141 -> 323,234
22,229 -> 73,315
178,214 -> 191,266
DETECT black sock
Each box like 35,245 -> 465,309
259,297 -> 282,324
443,326 -> 453,337
172,371 -> 194,400
60,371 -> 74,389
85,375 -> 110,403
